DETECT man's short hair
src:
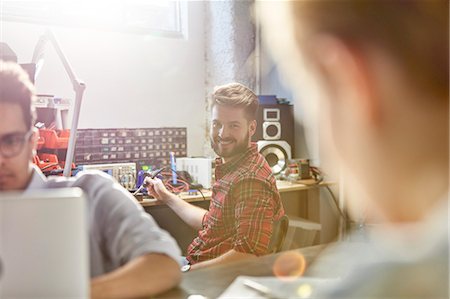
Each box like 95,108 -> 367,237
0,61 -> 36,129
210,83 -> 259,121
290,0 -> 448,99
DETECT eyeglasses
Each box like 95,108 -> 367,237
0,130 -> 33,158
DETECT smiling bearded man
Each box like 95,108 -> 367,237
146,82 -> 285,271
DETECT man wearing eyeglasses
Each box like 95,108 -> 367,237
0,62 -> 182,299
0,66 -> 35,191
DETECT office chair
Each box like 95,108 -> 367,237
268,214 -> 289,253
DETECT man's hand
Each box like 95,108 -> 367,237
145,177 -> 207,230
145,177 -> 173,204
90,253 -> 181,299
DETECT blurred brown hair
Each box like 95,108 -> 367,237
0,61 -> 36,129
290,0 -> 448,99
210,83 -> 259,120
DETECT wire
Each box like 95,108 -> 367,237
138,166 -> 202,195
310,166 -> 324,185
325,185 -> 347,221
159,169 -> 190,193
310,166 -> 347,221
196,188 -> 206,201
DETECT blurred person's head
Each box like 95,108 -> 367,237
210,83 -> 258,161
0,61 -> 37,191
260,0 -> 448,222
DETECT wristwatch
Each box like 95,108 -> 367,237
181,264 -> 191,273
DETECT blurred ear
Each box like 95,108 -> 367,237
309,35 -> 380,125
248,119 -> 257,137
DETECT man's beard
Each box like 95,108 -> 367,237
211,132 -> 250,159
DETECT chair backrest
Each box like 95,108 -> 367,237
268,214 -> 289,254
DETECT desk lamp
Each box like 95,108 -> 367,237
0,42 -> 18,62
31,29 -> 86,177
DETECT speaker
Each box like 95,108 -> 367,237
262,122 -> 281,140
262,108 -> 281,140
253,104 -> 294,152
257,140 -> 292,175
253,103 -> 295,174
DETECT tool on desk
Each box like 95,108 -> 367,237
132,166 -> 203,197
170,151 -> 177,185
132,168 -> 164,195
136,165 -> 149,188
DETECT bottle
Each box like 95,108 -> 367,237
136,165 -> 150,188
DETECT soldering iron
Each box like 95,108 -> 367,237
132,168 -> 164,195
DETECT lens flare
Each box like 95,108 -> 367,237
297,283 -> 313,298
272,251 -> 306,279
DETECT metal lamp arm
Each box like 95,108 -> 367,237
32,29 -> 86,177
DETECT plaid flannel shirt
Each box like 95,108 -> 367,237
186,143 -> 285,264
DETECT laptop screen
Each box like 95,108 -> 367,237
0,188 -> 89,297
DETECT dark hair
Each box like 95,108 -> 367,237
290,0 -> 448,99
210,82 -> 259,120
0,61 -> 36,129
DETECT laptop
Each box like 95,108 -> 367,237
0,188 -> 89,298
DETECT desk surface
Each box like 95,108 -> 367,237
138,180 -> 333,207
156,244 -> 326,299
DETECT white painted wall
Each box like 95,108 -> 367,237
203,0 -> 256,157
1,1 -> 206,157
260,45 -> 314,162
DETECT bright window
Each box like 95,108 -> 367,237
0,0 -> 184,37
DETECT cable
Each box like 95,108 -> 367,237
136,166 -> 199,195
158,168 -> 191,193
325,185 -> 347,221
196,188 -> 206,201
310,166 -> 324,185
310,166 -> 347,222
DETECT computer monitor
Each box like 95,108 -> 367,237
0,188 -> 89,297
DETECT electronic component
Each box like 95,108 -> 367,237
78,162 -> 136,190
176,157 -> 213,189
132,168 -> 164,195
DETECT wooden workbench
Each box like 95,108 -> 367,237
137,179 -> 331,207
141,180 -> 337,254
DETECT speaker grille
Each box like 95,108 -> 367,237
259,144 -> 288,174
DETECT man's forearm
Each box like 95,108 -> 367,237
190,249 -> 256,270
165,192 -> 207,230
90,253 -> 181,299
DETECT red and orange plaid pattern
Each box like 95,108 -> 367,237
187,143 -> 285,264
